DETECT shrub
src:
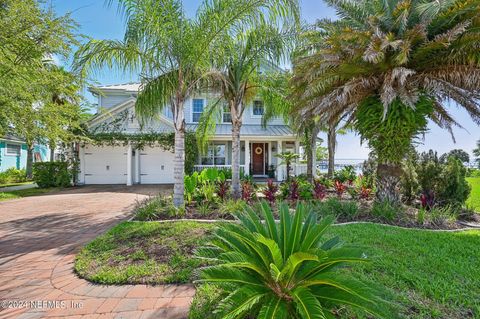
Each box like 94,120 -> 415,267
313,179 -> 327,200
420,190 -> 435,210
370,201 -> 400,222
135,196 -> 185,220
0,168 -> 27,184
334,165 -> 357,184
334,180 -> 346,197
287,179 -> 299,201
32,162 -> 71,188
216,180 -> 230,201
359,186 -> 373,200
262,179 -> 278,205
196,201 -> 388,318
466,168 -> 480,178
218,199 -> 244,217
437,157 -> 471,209
429,205 -> 456,227
298,180 -> 313,200
184,172 -> 198,204
241,181 -> 255,204
315,197 -> 359,220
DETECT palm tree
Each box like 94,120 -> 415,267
197,18 -> 299,199
74,0 -> 295,206
292,0 -> 480,203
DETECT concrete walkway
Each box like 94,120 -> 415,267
0,185 -> 194,319
0,182 -> 37,192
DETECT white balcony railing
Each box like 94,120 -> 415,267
193,165 -> 245,173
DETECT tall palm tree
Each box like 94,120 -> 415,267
292,0 -> 480,203
197,19 -> 299,199
74,0 -> 296,206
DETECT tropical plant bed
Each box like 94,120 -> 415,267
191,223 -> 480,319
133,195 -> 478,230
74,221 -> 215,285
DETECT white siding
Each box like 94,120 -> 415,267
100,94 -> 132,109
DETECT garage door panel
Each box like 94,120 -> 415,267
140,147 -> 174,184
83,146 -> 127,184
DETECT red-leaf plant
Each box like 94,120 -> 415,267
313,180 -> 327,200
288,179 -> 299,202
262,179 -> 278,206
241,181 -> 255,204
334,180 -> 346,198
359,186 -> 372,200
216,180 -> 230,201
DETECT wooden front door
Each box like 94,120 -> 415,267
251,143 -> 265,175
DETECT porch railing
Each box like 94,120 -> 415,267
193,165 -> 245,174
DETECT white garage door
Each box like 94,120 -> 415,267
140,147 -> 174,184
83,145 -> 127,184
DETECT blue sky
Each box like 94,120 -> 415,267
52,0 -> 479,160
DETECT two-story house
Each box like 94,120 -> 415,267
78,83 -> 305,185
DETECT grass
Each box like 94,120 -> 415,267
467,177 -> 480,212
0,187 -> 57,202
76,219 -> 480,318
190,223 -> 480,319
74,221 -> 215,285
0,181 -> 34,188
331,224 -> 480,318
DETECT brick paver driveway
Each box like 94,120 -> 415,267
0,185 -> 195,319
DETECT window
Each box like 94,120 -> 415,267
6,143 -> 21,156
222,104 -> 232,123
252,100 -> 264,116
192,99 -> 204,122
201,144 -> 226,165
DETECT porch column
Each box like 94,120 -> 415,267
267,142 -> 271,167
294,140 -> 300,176
276,141 -> 283,181
244,140 -> 250,176
126,142 -> 132,186
134,147 -> 140,184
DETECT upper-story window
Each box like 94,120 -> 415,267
192,99 -> 204,122
222,104 -> 232,123
252,100 -> 264,116
6,143 -> 21,156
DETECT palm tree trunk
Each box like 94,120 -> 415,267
306,127 -> 320,182
376,163 -> 402,204
173,100 -> 185,207
26,143 -> 34,179
231,117 -> 242,199
327,124 -> 336,178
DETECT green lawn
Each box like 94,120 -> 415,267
74,221 -> 215,284
77,220 -> 480,318
0,187 -> 58,202
467,177 -> 480,212
331,223 -> 480,318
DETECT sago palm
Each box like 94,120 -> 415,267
73,0 -> 294,206
196,201 -> 389,319
292,0 -> 480,203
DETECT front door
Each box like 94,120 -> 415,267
251,143 -> 265,175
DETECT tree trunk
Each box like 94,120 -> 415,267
172,100 -> 185,208
327,125 -> 336,178
26,143 -> 34,179
309,126 -> 320,182
376,163 -> 402,204
49,144 -> 55,162
231,117 -> 242,199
